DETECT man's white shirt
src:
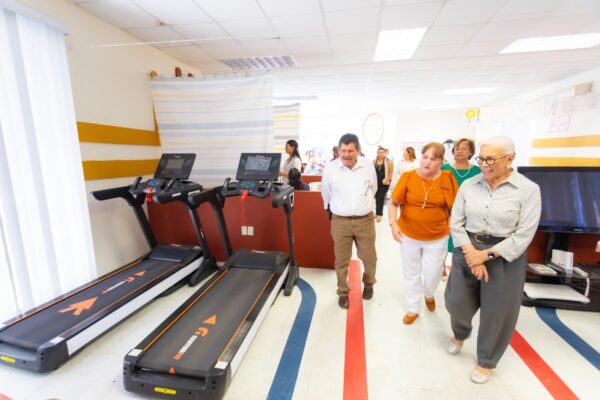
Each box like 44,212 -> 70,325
321,157 -> 377,216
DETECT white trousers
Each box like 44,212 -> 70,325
400,235 -> 448,313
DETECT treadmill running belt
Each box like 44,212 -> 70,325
0,258 -> 182,350
136,268 -> 274,378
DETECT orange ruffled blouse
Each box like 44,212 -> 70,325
391,169 -> 459,241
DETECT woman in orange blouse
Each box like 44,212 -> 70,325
388,142 -> 459,324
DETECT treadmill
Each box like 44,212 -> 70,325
123,152 -> 299,400
0,153 -> 220,372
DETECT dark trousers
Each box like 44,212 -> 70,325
374,184 -> 389,216
444,238 -> 526,369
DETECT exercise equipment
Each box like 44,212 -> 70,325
123,153 -> 299,399
0,154 -> 219,372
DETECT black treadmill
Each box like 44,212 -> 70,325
0,153 -> 220,372
123,152 -> 299,399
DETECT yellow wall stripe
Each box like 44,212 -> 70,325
78,122 -> 160,146
83,159 -> 160,180
531,135 -> 600,148
528,157 -> 600,167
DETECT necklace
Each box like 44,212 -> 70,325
419,172 -> 440,209
452,162 -> 472,178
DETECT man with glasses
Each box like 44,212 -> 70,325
444,136 -> 541,384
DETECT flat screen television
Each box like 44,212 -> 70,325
517,166 -> 600,233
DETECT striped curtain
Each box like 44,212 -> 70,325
273,103 -> 300,151
150,74 -> 274,187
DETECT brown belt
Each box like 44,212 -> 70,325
333,212 -> 373,220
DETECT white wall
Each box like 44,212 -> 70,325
18,0 -> 198,275
477,66 -> 600,167
392,109 -> 477,161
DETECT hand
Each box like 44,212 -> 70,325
469,264 -> 489,282
390,223 -> 403,243
463,247 -> 488,267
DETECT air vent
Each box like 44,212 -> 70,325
221,56 -> 297,70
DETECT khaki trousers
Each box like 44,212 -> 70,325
330,213 -> 377,295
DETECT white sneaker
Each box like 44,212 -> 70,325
446,339 -> 462,355
469,368 -> 491,384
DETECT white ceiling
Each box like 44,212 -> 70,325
70,0 -> 600,110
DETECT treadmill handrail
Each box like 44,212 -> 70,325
92,184 -> 144,207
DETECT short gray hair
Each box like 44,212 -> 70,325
479,136 -> 515,155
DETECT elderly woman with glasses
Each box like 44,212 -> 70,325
444,136 -> 541,384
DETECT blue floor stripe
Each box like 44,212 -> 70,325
267,279 -> 316,400
536,307 -> 600,371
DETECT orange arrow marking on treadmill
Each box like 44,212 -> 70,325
203,315 -> 216,325
169,367 -> 175,375
125,277 -> 135,283
134,271 -> 146,277
195,327 -> 208,337
59,297 -> 98,316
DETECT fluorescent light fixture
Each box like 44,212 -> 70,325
442,87 -> 499,95
374,28 -> 427,62
501,33 -> 600,54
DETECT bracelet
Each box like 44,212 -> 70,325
389,220 -> 396,226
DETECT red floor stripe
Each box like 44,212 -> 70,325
344,260 -> 368,400
510,330 -> 578,400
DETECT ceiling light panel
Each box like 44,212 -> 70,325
374,28 -> 427,62
500,33 -> 600,53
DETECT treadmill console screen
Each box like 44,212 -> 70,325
154,153 -> 196,180
236,153 -> 281,181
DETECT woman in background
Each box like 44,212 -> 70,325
392,147 -> 419,189
374,147 -> 393,222
388,143 -> 458,324
279,139 -> 302,183
288,168 -> 309,190
440,138 -> 481,280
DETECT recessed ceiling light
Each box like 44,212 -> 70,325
442,88 -> 499,95
500,33 -> 600,54
374,28 -> 427,62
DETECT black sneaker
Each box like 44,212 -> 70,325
362,286 -> 374,300
338,295 -> 349,309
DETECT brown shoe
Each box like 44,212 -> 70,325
362,286 -> 374,300
402,313 -> 419,324
338,295 -> 349,309
425,297 -> 436,312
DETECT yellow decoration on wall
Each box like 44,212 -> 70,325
464,108 -> 480,122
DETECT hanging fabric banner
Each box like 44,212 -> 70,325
150,74 -> 274,186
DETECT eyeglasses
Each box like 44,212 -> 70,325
475,155 -> 509,166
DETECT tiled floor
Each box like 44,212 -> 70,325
1,216 -> 599,399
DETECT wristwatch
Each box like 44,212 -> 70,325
487,250 -> 495,260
